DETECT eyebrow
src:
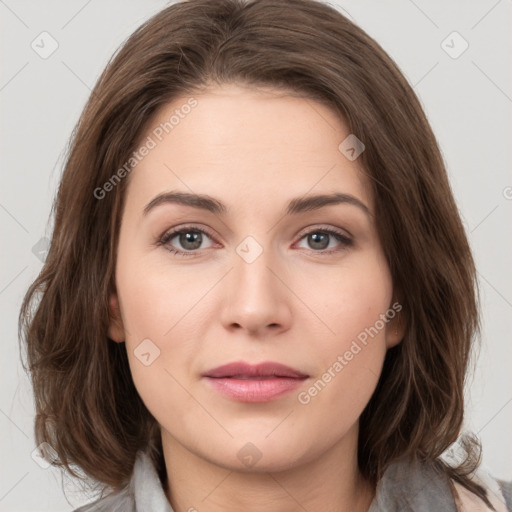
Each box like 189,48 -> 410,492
143,191 -> 372,218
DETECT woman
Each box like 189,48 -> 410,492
18,0 -> 511,510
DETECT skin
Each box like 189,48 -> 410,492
108,83 -> 406,512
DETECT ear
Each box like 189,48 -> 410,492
108,292 -> 126,343
385,296 -> 406,349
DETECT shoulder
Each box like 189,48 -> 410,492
70,453 -> 139,511
72,483 -> 135,512
72,450 -> 173,512
497,479 -> 512,511
369,457 -> 511,512
72,485 -> 135,512
451,465 -> 512,512
368,457 -> 458,511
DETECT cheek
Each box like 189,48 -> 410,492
312,252 -> 393,346
301,252 -> 392,398
117,251 -> 199,340
115,254 -> 208,420
297,280 -> 390,429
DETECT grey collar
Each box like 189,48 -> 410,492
367,456 -> 457,511
132,450 -> 174,512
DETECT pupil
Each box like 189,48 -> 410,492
180,231 -> 202,250
310,232 -> 328,250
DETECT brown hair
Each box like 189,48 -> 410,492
18,0 -> 491,507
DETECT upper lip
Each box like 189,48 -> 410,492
202,361 -> 309,379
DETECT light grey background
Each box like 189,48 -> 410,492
1,0 -> 511,510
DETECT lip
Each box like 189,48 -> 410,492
202,361 -> 309,402
202,361 -> 308,379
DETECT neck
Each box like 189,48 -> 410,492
162,424 -> 375,512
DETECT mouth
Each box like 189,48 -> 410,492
202,361 -> 309,379
202,361 -> 309,402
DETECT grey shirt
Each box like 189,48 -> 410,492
75,450 -> 512,512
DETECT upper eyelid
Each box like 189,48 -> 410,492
161,225 -> 217,242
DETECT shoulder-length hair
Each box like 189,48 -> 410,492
19,0 -> 491,506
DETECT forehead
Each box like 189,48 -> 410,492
124,84 -> 372,216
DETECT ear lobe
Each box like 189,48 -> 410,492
386,293 -> 406,349
108,293 -> 125,343
386,314 -> 406,349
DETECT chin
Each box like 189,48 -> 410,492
194,434 -> 314,474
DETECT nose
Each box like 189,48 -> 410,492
220,240 -> 292,337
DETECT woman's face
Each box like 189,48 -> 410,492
109,83 -> 403,472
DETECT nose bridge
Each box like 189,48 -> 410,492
233,233 -> 278,302
221,233 -> 290,333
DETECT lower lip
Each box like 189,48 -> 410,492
204,377 -> 307,402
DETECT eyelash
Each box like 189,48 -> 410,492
157,224 -> 353,257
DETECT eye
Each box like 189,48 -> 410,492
157,225 -> 353,257
295,227 -> 353,254
158,226 -> 216,257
